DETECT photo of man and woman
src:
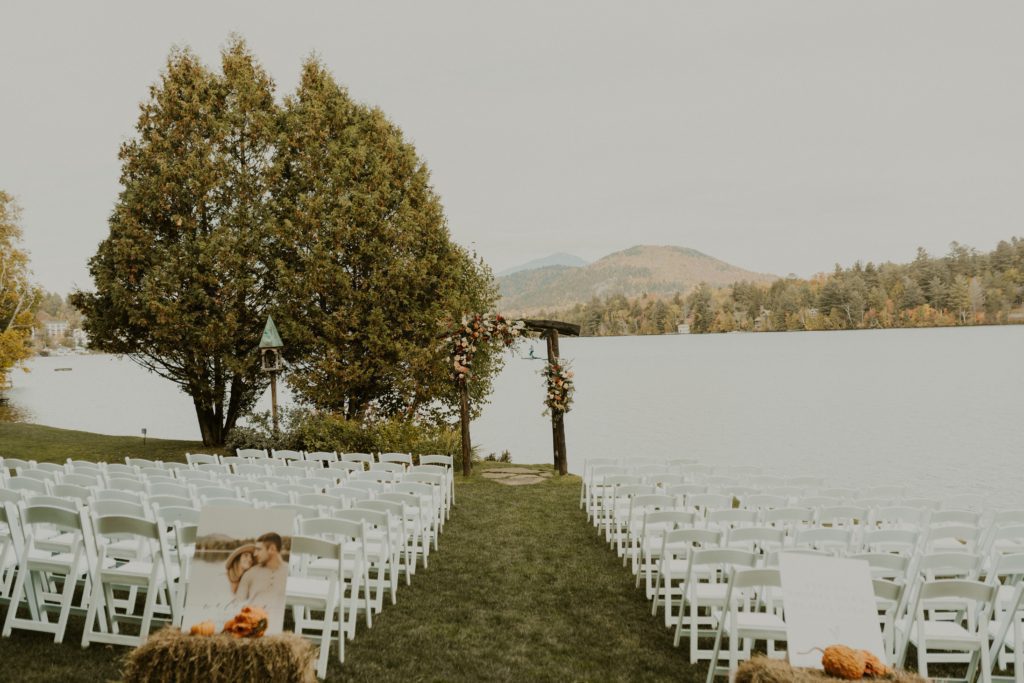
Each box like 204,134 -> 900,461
181,508 -> 295,635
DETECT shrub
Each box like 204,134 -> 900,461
226,407 -> 473,469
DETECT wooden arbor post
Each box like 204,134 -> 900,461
524,319 -> 580,475
459,378 -> 472,477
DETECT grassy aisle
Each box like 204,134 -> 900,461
338,464 -> 697,682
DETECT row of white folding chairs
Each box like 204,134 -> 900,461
0,481 -> 451,678
588,504 -> 1024,683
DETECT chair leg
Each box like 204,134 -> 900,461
2,561 -> 29,637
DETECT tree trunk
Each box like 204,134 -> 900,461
194,400 -> 224,447
459,379 -> 472,477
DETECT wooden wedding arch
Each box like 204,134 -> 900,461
448,317 -> 580,477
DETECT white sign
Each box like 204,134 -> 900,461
182,507 -> 295,635
780,553 -> 887,668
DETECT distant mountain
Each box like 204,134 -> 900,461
497,245 -> 776,314
496,252 -> 588,277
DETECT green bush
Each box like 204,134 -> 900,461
226,407 -> 473,469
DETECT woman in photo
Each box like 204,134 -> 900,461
224,544 -> 256,594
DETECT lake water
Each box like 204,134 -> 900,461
4,326 -> 1022,506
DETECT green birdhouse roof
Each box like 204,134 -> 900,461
259,316 -> 284,349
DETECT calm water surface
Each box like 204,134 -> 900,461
4,326 -> 1022,505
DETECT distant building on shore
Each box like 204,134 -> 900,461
676,323 -> 690,334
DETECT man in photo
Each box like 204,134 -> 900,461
234,532 -> 288,608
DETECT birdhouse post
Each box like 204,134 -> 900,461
259,316 -> 284,434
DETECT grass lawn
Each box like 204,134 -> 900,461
0,422 -> 212,465
0,426 -> 969,682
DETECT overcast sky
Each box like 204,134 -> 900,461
2,1 -> 1022,293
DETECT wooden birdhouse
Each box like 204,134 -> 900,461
259,316 -> 284,373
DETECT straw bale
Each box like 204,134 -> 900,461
122,628 -> 317,683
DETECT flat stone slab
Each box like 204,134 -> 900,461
485,468 -> 539,474
494,474 -> 547,486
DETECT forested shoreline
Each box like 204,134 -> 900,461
531,239 -> 1024,336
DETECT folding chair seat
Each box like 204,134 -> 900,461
394,482 -> 440,555
300,517 -> 371,639
286,535 -> 343,677
51,484 -> 93,505
93,488 -> 144,505
370,462 -> 405,474
687,494 -> 732,519
652,528 -> 723,628
2,504 -> 93,643
234,463 -> 269,477
907,579 -> 997,682
699,561 -> 781,674
149,482 -> 192,499
149,495 -> 194,511
269,449 -> 303,462
329,461 -> 364,477
403,473 -> 446,542
81,515 -> 177,647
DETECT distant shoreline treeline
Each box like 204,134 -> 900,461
529,239 -> 1024,336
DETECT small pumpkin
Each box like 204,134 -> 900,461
821,644 -> 867,680
861,650 -> 892,678
189,620 -> 216,636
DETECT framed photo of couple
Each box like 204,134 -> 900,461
181,507 -> 295,634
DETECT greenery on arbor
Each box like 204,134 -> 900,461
73,38 -> 495,445
0,192 -> 39,383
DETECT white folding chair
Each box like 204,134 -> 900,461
705,567 -> 787,680
286,535 -> 343,677
907,579 -> 997,682
300,517 -> 371,637
652,528 -> 723,628
81,515 -> 177,647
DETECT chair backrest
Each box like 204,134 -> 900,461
193,486 -> 237,500
329,461 -> 363,475
186,453 -> 220,466
662,527 -> 723,551
917,578 -> 996,605
419,454 -> 453,468
271,449 -> 304,461
916,551 -> 984,579
61,473 -> 101,487
742,494 -> 788,511
125,457 -> 155,469
22,504 -> 85,533
924,524 -> 982,552
202,497 -> 254,508
51,483 -> 92,503
794,527 -> 853,553
861,528 -> 920,555
153,505 -> 200,526
92,498 -> 149,518
817,506 -> 869,526
378,452 -> 413,466
849,552 -> 912,580
6,477 -> 49,495
305,451 -> 338,463
327,486 -> 373,503
150,482 -> 192,498
930,509 -> 981,527
361,499 -> 403,521
235,463 -> 269,477
874,506 -> 925,529
297,493 -> 347,512
26,495 -> 79,512
765,507 -> 815,529
93,488 -> 143,504
149,495 -> 193,509
687,493 -> 732,511
249,490 -> 292,506
340,453 -> 373,465
726,526 -> 786,551
370,462 -> 406,474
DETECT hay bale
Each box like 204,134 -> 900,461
735,657 -> 927,683
122,628 -> 317,683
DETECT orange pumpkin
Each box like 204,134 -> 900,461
821,644 -> 867,680
189,620 -> 216,636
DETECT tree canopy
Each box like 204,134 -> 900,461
73,38 -> 496,444
0,192 -> 38,382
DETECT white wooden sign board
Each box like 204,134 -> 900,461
779,553 -> 887,668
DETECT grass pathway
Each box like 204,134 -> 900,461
338,463 -> 698,682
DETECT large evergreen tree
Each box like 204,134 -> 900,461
74,40 -> 499,443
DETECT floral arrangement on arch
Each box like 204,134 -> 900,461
542,358 -> 574,415
446,314 -> 526,382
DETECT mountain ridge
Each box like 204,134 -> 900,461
497,244 -> 776,314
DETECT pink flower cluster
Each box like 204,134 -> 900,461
447,314 -> 525,382
542,358 -> 575,415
